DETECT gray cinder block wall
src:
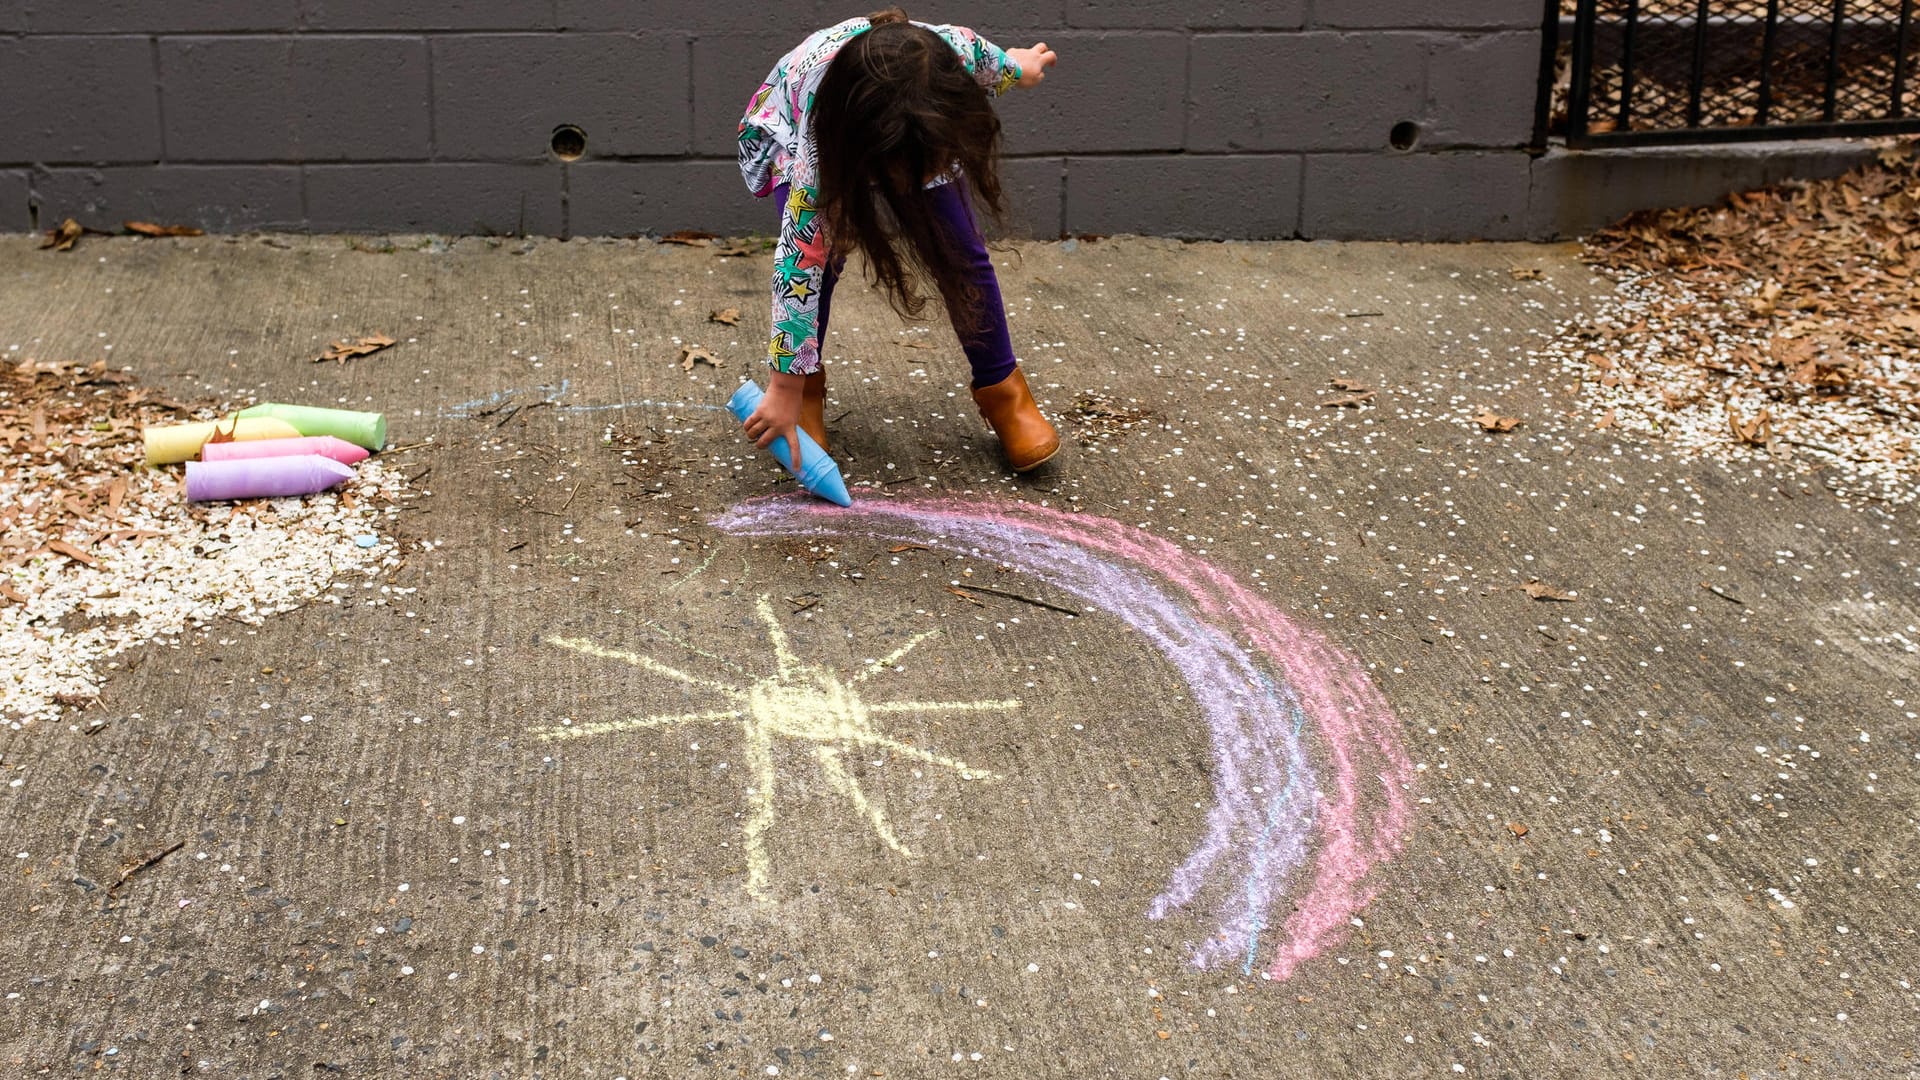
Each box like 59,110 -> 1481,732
0,1 -> 1876,240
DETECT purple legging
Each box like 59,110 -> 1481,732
773,180 -> 1017,389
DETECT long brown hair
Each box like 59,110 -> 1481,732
811,8 -> 1007,334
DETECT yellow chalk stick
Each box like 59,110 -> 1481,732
142,417 -> 303,466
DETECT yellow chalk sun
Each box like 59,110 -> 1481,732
538,596 -> 1018,899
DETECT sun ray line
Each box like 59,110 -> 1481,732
533,709 -> 743,741
815,747 -> 914,857
835,732 -> 999,779
865,698 -> 1024,714
851,630 -> 939,684
754,595 -> 800,679
741,726 -> 779,901
547,636 -> 748,698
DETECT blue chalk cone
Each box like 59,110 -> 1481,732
727,380 -> 853,507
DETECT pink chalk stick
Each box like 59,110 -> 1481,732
185,454 -> 355,502
200,435 -> 371,465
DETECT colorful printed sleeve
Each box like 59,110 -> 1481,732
767,183 -> 829,374
926,24 -> 1022,96
737,87 -> 779,197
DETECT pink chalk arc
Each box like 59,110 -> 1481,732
711,494 -> 1415,980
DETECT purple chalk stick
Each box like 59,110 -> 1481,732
200,435 -> 371,466
185,454 -> 356,502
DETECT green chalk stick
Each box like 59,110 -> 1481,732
236,403 -> 387,451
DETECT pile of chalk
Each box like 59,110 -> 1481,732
141,403 -> 388,502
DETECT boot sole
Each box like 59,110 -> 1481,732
1010,442 -> 1060,473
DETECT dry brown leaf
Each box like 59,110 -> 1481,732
205,416 -> 239,445
1728,405 -> 1773,447
317,334 -> 397,363
661,230 -> 716,247
1508,267 -> 1545,281
1331,377 -> 1372,392
124,221 -> 205,238
678,346 -> 724,372
1322,390 -> 1375,408
712,241 -> 758,257
709,307 -> 741,327
1522,579 -> 1574,602
888,544 -> 928,553
1594,408 -> 1617,430
41,218 -> 84,252
1507,823 -> 1529,838
46,539 -> 98,567
1474,410 -> 1522,432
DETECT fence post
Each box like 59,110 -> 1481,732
1532,0 -> 1562,151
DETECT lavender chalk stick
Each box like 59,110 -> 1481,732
200,435 -> 370,465
185,454 -> 355,502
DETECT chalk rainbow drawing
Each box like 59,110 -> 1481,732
711,494 -> 1414,981
539,597 -> 1016,901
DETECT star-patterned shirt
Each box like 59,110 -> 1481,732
737,18 -> 1021,374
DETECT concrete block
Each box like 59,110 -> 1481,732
0,36 -> 161,164
557,0 -> 838,35
306,163 -> 562,234
1421,32 -> 1542,149
1301,151 -> 1531,240
932,1 -> 1068,29
1065,154 -> 1299,238
692,32 -> 799,158
1065,0 -> 1305,28
21,0 -> 298,32
1527,140 -> 1877,239
158,38 -> 298,162
162,36 -> 430,161
301,0 -> 550,30
1312,0 -> 1540,29
568,160 -> 766,236
433,33 -> 691,160
1000,156 -> 1065,238
1188,33 -> 1427,153
1,169 -> 29,231
0,1 -> 25,32
294,36 -> 432,160
998,31 -> 1185,154
31,165 -> 304,231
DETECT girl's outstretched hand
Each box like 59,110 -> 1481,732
1008,43 -> 1056,89
744,369 -> 807,472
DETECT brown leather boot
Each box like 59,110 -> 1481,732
800,369 -> 828,452
971,367 -> 1059,472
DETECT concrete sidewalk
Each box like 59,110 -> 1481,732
1,232 -> 1914,1078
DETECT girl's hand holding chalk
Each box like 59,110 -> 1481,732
1007,43 -> 1057,89
742,369 -> 808,472
727,381 -> 850,506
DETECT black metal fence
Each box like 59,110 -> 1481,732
1559,0 -> 1920,146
